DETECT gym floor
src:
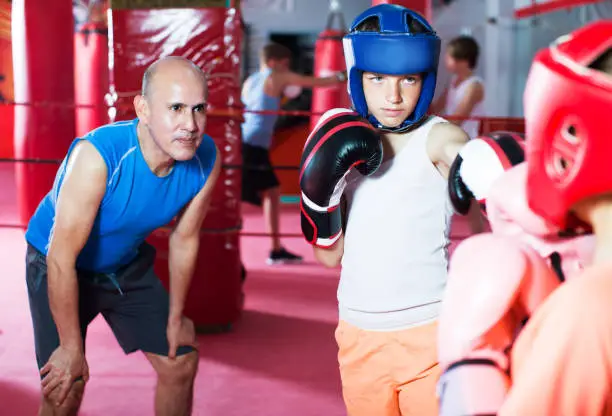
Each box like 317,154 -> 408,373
0,164 -> 474,415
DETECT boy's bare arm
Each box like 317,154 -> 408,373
428,122 -> 486,232
449,82 -> 484,123
427,122 -> 470,180
280,70 -> 346,88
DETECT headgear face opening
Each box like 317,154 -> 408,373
342,4 -> 441,132
525,20 -> 612,229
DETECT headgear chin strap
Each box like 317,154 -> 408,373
525,20 -> 612,230
342,4 -> 441,132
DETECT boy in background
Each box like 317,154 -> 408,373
241,42 -> 346,264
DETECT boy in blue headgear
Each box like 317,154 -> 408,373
300,4 -> 484,415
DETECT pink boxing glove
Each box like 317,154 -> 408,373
437,233 -> 560,416
486,163 -> 594,282
438,162 -> 595,416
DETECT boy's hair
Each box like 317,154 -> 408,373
353,14 -> 431,34
447,36 -> 480,69
590,48 -> 612,75
260,42 -> 292,63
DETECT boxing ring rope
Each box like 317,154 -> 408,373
0,100 -> 522,241
0,98 -> 524,125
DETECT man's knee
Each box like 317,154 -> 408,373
151,351 -> 199,386
41,380 -> 85,416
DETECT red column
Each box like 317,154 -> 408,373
0,0 -> 14,159
75,21 -> 110,137
371,0 -> 432,22
12,0 -> 75,226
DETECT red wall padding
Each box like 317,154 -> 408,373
108,6 -> 244,330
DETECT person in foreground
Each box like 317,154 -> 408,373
241,42 -> 347,265
502,20 -> 612,415
436,20 -> 612,415
298,4 -> 483,415
24,56 -> 221,416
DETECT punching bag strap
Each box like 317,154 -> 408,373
77,22 -> 108,47
325,0 -> 347,33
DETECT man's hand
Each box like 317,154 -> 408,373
167,316 -> 198,359
40,345 -> 89,406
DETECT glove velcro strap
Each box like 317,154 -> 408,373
438,358 -> 508,416
300,200 -> 342,247
445,358 -> 501,373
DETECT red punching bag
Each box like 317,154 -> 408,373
75,20 -> 110,137
309,8 -> 350,131
371,0 -> 432,21
12,0 -> 75,226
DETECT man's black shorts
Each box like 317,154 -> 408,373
25,242 -> 193,371
241,143 -> 280,206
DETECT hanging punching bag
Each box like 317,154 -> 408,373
309,8 -> 350,131
75,19 -> 110,137
371,0 -> 431,21
12,0 -> 75,226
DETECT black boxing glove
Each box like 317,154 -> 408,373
300,108 -> 383,247
449,132 -> 526,215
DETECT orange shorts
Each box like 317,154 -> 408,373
500,264 -> 612,415
335,319 -> 440,416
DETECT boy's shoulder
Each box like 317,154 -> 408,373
425,118 -> 470,161
428,117 -> 468,141
408,115 -> 454,141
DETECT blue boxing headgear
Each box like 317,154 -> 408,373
343,4 -> 441,132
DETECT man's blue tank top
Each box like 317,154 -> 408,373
241,68 -> 281,149
25,118 -> 217,274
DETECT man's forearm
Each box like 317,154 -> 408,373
168,234 -> 199,321
47,260 -> 82,350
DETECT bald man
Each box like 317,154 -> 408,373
24,56 -> 220,416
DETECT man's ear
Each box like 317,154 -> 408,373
134,95 -> 149,123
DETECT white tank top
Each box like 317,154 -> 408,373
338,116 -> 455,331
444,75 -> 485,139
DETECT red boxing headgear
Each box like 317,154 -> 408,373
525,20 -> 612,229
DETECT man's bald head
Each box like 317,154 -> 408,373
141,56 -> 207,98
134,56 -> 209,163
